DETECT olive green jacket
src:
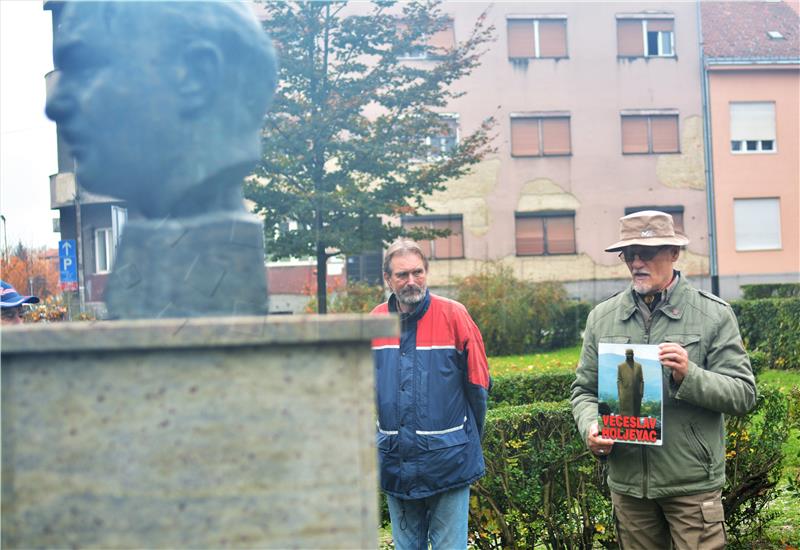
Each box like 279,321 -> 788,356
570,275 -> 756,498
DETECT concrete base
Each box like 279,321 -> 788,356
1,315 -> 397,549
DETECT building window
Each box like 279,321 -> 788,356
617,17 -> 674,58
507,17 -> 568,59
734,198 -> 782,251
510,113 -> 571,156
621,112 -> 679,154
424,114 -> 459,159
515,211 -> 576,256
402,215 -> 464,259
95,227 -> 114,273
730,102 -> 776,153
398,19 -> 455,60
625,205 -> 685,233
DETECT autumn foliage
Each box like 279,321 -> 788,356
1,245 -> 61,300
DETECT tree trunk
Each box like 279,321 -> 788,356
316,240 -> 327,314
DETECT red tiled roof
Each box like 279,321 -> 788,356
701,1 -> 800,60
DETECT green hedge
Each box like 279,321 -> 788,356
470,402 -> 613,549
731,298 -> 800,370
471,386 -> 790,549
488,372 -> 575,408
741,283 -> 800,300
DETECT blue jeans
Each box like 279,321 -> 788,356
386,485 -> 470,550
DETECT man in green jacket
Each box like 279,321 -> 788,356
571,210 -> 756,549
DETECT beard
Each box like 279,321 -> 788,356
396,284 -> 426,307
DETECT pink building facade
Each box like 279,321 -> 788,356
702,2 -> 800,297
388,2 -> 710,301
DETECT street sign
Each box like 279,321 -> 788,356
59,239 -> 78,291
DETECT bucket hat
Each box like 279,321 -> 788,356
1,280 -> 40,308
605,210 -> 689,252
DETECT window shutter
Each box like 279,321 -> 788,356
621,116 -> 649,153
617,19 -> 644,56
542,117 -> 571,155
647,19 -> 673,32
508,20 -> 536,58
730,102 -> 776,141
429,20 -> 455,53
432,218 -> 463,259
538,20 -> 567,58
546,216 -> 576,254
403,221 -> 433,258
511,118 -> 541,156
651,115 -> 679,153
516,217 -> 545,255
734,198 -> 782,250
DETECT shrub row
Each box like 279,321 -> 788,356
471,385 -> 791,549
488,372 -> 575,408
454,265 -> 589,356
741,283 -> 800,300
731,297 -> 800,370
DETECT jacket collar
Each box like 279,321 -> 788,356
388,288 -> 431,322
619,271 -> 687,321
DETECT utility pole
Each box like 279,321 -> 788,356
74,179 -> 86,313
0,214 -> 8,262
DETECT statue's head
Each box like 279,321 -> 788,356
46,1 -> 278,218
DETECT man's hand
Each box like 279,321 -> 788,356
587,420 -> 614,458
659,342 -> 689,384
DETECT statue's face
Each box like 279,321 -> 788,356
46,3 -> 181,208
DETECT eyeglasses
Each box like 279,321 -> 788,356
618,247 -> 666,263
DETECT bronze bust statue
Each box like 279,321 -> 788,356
46,1 -> 277,318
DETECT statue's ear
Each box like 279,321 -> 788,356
177,40 -> 223,114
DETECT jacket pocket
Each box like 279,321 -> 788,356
599,336 -> 631,344
376,430 -> 397,452
664,334 -> 702,365
686,423 -> 713,477
418,418 -> 469,451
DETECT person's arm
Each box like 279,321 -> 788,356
570,310 -> 614,456
662,306 -> 756,416
461,311 -> 490,438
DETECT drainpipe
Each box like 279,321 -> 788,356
696,0 -> 719,296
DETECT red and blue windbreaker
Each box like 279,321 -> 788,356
371,290 -> 490,499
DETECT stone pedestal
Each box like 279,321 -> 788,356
1,315 -> 396,549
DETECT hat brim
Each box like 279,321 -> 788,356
604,234 -> 689,252
1,295 -> 40,307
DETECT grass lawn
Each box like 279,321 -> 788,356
488,345 -> 581,377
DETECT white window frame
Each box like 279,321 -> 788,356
424,113 -> 459,161
733,198 -> 782,251
507,15 -> 568,60
730,102 -> 777,155
643,20 -> 674,57
95,227 -> 114,274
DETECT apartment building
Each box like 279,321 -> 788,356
396,2 -> 710,301
701,1 -> 800,298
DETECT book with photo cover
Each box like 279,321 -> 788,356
597,342 -> 663,446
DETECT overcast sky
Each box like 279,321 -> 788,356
1,1 -> 59,250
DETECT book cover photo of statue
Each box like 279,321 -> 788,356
597,343 -> 664,446
45,1 -> 278,319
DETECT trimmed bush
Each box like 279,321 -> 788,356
488,372 -> 575,408
305,281 -> 386,313
731,298 -> 800,370
454,265 -> 589,356
470,402 -> 613,549
741,283 -> 800,300
724,384 -> 791,547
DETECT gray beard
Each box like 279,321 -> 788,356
396,286 -> 425,307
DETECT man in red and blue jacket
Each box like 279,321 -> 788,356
371,238 -> 490,550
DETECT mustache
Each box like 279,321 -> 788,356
632,271 -> 650,276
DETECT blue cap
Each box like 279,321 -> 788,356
1,280 -> 40,308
